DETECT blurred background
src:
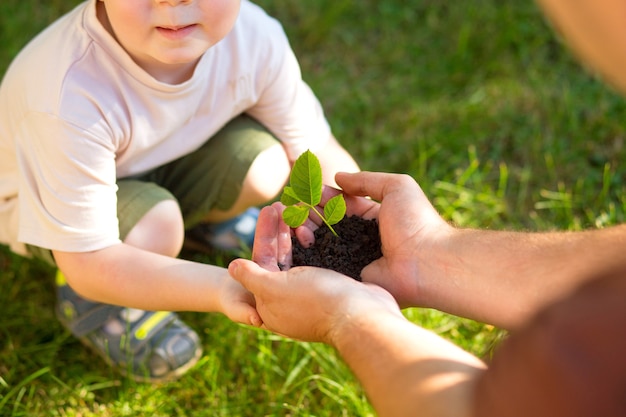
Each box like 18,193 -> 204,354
1,1 -> 624,415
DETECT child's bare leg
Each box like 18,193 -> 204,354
124,199 -> 185,257
202,143 -> 290,223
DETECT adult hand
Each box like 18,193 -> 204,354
232,202 -> 487,417
335,171 -> 453,308
230,204 -> 401,343
271,171 -> 452,308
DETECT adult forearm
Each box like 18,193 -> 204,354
423,224 -> 626,329
332,312 -> 485,417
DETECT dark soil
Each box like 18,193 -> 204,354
290,215 -> 382,281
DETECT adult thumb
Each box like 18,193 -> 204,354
360,258 -> 388,286
228,259 -> 260,290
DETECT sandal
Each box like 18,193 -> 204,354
184,207 -> 259,254
55,271 -> 202,382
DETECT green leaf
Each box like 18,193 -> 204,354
324,194 -> 347,225
280,186 -> 300,206
282,205 -> 310,228
279,150 -> 342,237
290,150 -> 322,206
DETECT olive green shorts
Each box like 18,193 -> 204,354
28,114 -> 279,266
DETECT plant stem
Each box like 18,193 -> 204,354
310,206 -> 339,237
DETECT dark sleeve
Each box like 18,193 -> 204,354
472,266 -> 626,417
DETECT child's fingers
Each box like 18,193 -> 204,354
272,203 -> 293,269
234,299 -> 264,327
321,185 -> 342,205
294,226 -> 315,248
251,206 -> 282,271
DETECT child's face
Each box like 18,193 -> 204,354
98,0 -> 241,82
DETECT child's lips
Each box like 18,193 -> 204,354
156,24 -> 197,40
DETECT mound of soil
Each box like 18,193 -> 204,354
290,215 -> 382,281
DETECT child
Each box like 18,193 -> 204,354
0,0 -> 359,382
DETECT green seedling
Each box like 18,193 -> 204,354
280,150 -> 346,237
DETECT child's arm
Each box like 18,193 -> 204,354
53,246 -> 260,326
313,135 -> 360,187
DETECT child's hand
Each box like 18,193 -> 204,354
252,203 -> 293,271
218,275 -> 262,327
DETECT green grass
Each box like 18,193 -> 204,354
2,0 -> 626,415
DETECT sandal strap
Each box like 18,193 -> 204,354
70,307 -> 179,354
69,304 -> 123,337
124,310 -> 178,354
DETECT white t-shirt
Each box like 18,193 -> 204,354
0,0 -> 331,256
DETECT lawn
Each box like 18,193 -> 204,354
1,0 -> 625,416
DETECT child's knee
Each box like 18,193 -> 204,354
244,143 -> 290,202
204,144 -> 289,222
125,199 -> 184,257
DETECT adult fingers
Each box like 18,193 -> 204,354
336,171 -> 414,202
229,258 -> 273,295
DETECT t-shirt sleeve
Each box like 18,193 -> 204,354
16,111 -> 121,252
472,268 -> 626,417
